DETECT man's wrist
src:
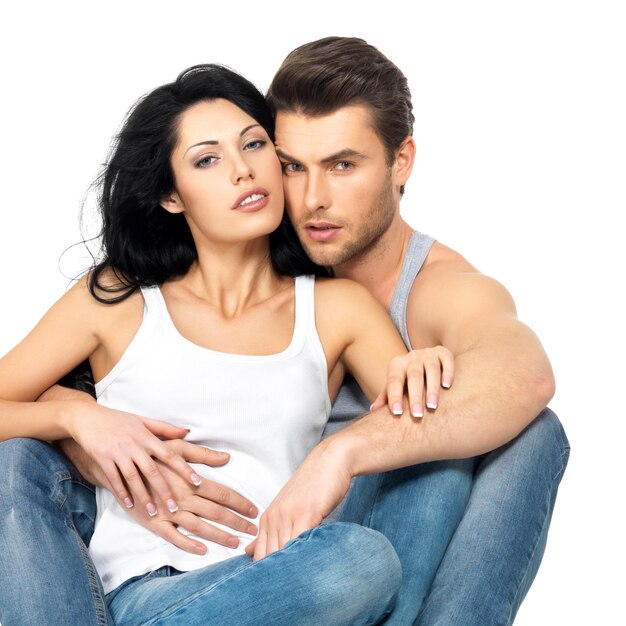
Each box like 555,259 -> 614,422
316,429 -> 363,478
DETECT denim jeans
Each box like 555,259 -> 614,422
105,522 -> 400,625
0,408 -> 569,626
0,439 -> 111,626
416,408 -> 571,625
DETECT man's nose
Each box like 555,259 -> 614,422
303,170 -> 330,211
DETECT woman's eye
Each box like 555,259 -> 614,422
244,139 -> 266,150
196,155 -> 217,168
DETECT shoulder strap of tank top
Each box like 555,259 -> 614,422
389,230 -> 435,349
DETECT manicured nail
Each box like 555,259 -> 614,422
248,525 -> 258,536
411,404 -> 424,418
227,537 -> 240,548
191,473 -> 202,486
123,497 -> 134,509
167,499 -> 178,513
442,376 -> 452,388
249,506 -> 258,517
216,451 -> 229,457
146,503 -> 157,517
392,402 -> 403,415
194,544 -> 207,555
427,395 -> 438,409
369,403 -> 374,412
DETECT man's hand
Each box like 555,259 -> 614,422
245,439 -> 352,561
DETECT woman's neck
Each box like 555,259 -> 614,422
172,237 -> 289,318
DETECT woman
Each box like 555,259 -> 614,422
0,65 -> 452,625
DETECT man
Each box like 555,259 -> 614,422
0,37 -> 569,625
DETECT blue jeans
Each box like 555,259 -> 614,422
106,523 -> 400,625
416,408 -> 570,625
0,439 -> 111,626
0,408 -> 569,625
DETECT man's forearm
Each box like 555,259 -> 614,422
332,336 -> 554,476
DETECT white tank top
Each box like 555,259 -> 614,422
89,275 -> 331,594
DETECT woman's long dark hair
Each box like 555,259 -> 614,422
89,64 -> 326,304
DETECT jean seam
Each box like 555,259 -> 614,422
141,528 -> 321,625
505,455 -> 567,626
68,519 -> 109,626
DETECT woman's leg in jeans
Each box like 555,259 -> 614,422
107,522 -> 402,626
336,459 -> 475,624
417,408 -> 570,626
0,438 -> 111,626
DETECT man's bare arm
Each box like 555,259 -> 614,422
334,261 -> 554,473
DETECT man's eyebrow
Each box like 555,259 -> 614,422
183,124 -> 261,156
275,147 -> 367,164
320,149 -> 367,164
275,148 -> 300,163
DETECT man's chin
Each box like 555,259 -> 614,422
302,243 -> 349,268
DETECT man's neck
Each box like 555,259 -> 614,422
332,218 -> 414,311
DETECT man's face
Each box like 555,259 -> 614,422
274,105 -> 398,268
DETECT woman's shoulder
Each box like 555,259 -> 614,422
63,269 -> 145,330
313,276 -> 385,326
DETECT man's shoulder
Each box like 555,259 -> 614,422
421,240 -> 476,272
406,239 -> 516,345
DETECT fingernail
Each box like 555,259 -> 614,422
227,537 -> 239,548
411,404 -> 424,418
392,402 -> 403,415
123,497 -> 134,509
191,473 -> 202,486
194,544 -> 207,555
167,499 -> 178,513
217,451 -> 229,457
146,503 -> 157,517
442,376 -> 451,388
248,525 -> 258,536
369,403 -> 373,412
427,395 -> 438,409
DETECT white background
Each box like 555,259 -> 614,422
0,1 -> 623,623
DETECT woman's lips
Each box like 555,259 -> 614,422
232,194 -> 270,212
231,187 -> 270,211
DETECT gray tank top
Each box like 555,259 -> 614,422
323,230 -> 435,436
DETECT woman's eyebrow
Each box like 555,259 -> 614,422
184,124 -> 262,156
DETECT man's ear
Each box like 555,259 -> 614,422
393,136 -> 416,191
160,191 -> 184,214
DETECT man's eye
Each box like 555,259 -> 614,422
282,162 -> 303,173
335,161 -> 353,171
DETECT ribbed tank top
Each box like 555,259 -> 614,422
325,230 -> 435,436
90,275 -> 330,594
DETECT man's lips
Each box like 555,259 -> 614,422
304,222 -> 343,241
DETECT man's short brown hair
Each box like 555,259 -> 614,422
267,36 -> 414,166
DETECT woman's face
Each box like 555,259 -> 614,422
163,98 -> 284,246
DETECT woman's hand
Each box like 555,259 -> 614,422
370,346 -> 455,418
121,439 -> 259,555
65,402 -> 204,517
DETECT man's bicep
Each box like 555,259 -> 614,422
409,268 -> 519,354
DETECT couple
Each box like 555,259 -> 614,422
0,37 -> 569,625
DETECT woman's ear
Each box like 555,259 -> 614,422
160,191 -> 184,214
